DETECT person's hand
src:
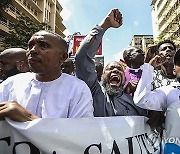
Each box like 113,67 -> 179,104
100,8 -> 123,30
0,101 -> 39,122
149,53 -> 167,69
144,45 -> 157,63
124,80 -> 138,94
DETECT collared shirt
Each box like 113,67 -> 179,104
124,67 -> 143,96
124,68 -> 142,86
0,72 -> 94,118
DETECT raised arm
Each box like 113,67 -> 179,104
100,8 -> 123,30
75,8 -> 123,90
133,54 -> 170,111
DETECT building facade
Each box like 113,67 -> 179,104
130,35 -> 154,52
151,0 -> 180,46
0,0 -> 66,49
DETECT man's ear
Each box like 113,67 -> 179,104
173,67 -> 176,76
60,53 -> 68,62
16,61 -> 29,72
16,61 -> 23,71
63,53 -> 68,61
59,53 -> 68,65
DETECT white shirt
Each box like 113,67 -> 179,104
0,72 -> 94,118
134,63 -> 180,111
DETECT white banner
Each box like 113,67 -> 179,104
0,116 -> 162,154
162,102 -> 180,154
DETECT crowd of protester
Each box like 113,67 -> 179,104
0,8 -> 179,152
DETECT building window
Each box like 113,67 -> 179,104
0,17 -> 7,25
34,10 -> 38,16
32,0 -> 38,4
56,6 -> 59,13
45,8 -> 50,22
8,4 -> 15,13
27,3 -> 31,10
23,0 -> 26,6
157,0 -> 163,9
16,8 -> 20,16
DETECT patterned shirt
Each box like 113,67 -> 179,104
151,70 -> 178,90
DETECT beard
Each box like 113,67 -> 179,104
102,79 -> 124,96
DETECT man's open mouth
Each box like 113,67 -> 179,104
109,76 -> 121,86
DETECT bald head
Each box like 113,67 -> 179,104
0,48 -> 29,81
1,48 -> 27,61
123,46 -> 144,68
32,30 -> 68,54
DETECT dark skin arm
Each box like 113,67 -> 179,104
147,54 -> 167,129
100,8 -> 123,30
0,101 -> 39,122
87,8 -> 123,53
149,53 -> 167,69
124,80 -> 138,95
144,45 -> 157,63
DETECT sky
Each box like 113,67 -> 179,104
60,0 -> 153,66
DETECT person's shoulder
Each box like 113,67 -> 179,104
157,85 -> 177,94
1,72 -> 34,85
13,72 -> 34,77
62,73 -> 86,84
0,72 -> 34,89
59,73 -> 91,95
141,63 -> 154,70
10,72 -> 35,81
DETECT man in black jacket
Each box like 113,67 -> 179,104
75,8 -> 147,117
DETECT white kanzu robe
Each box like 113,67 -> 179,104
0,72 -> 94,118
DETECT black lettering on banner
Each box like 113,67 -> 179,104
13,141 -> 40,154
0,137 -> 11,146
84,143 -> 102,154
144,133 -> 158,152
135,134 -> 151,154
110,140 -> 121,154
125,137 -> 133,154
135,135 -> 143,154
139,134 -> 151,154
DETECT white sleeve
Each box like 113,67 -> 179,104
134,63 -> 167,111
134,88 -> 167,111
69,82 -> 94,118
0,78 -> 12,103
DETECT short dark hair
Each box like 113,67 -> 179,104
156,40 -> 176,52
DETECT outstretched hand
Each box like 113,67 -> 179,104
0,101 -> 39,122
100,8 -> 123,30
149,53 -> 167,69
124,80 -> 138,95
